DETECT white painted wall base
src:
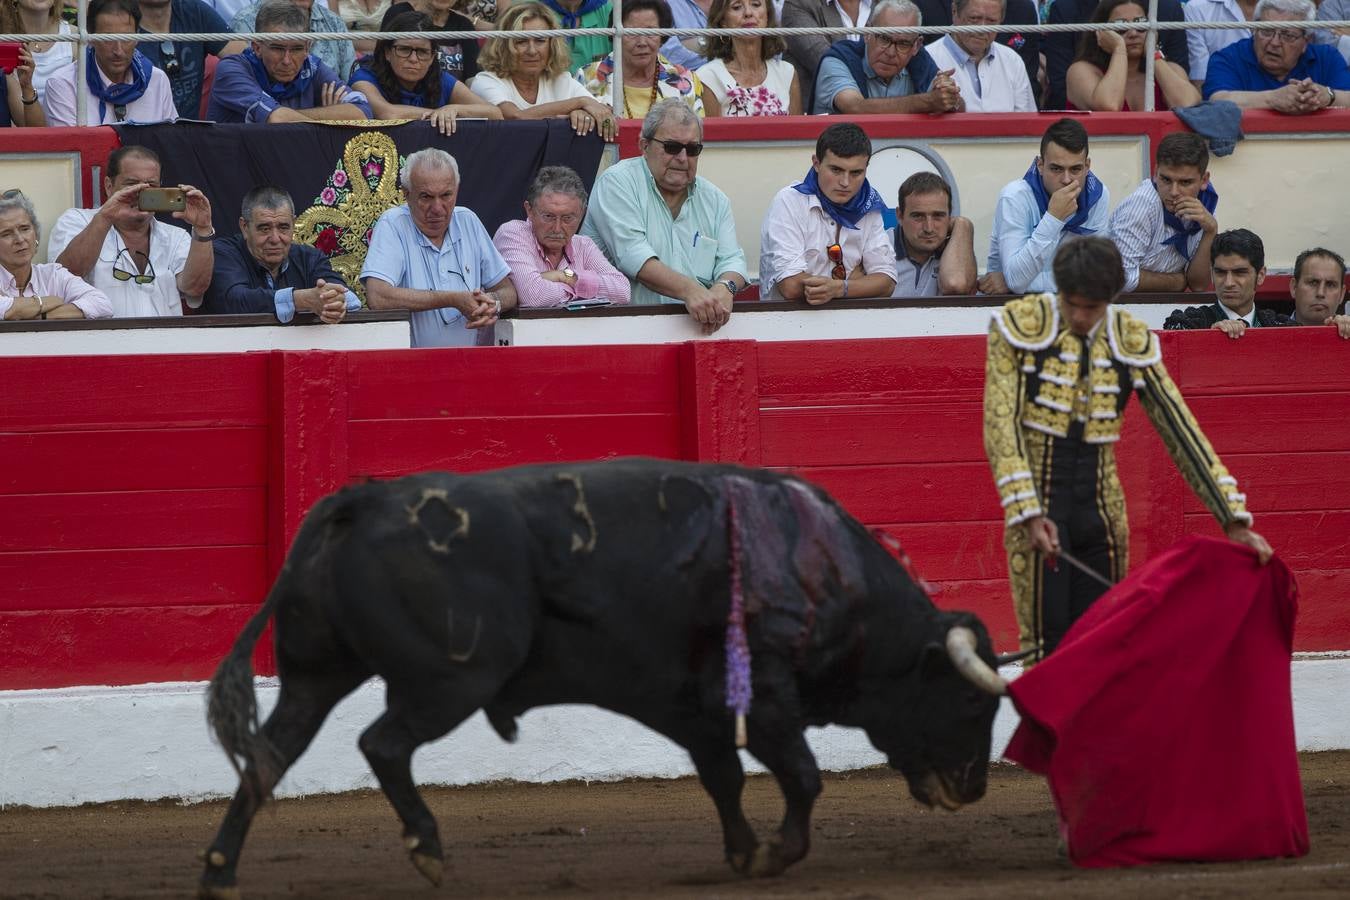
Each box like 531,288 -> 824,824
3,655 -> 1346,809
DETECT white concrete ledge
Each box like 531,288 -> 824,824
2,655 -> 1345,809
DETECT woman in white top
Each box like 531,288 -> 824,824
699,0 -> 799,116
332,0 -> 392,53
470,2 -> 616,139
10,0 -> 75,103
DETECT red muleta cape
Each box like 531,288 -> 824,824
1003,535 -> 1309,867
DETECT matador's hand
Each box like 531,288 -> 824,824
1023,515 -> 1060,558
1225,522 -> 1273,565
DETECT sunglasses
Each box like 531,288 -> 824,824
112,247 -> 155,284
827,242 -> 845,281
652,139 -> 704,157
160,41 -> 181,77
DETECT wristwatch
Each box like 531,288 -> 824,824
562,266 -> 577,280
192,227 -> 216,243
719,278 -> 739,296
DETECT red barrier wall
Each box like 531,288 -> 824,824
2,329 -> 1346,689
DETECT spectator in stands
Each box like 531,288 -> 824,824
233,0 -> 356,79
204,185 -> 361,321
1067,0 -> 1200,110
781,0 -> 871,103
44,0 -> 178,126
758,123 -> 895,303
1288,246 -> 1350,337
1204,0 -> 1350,109
1045,0 -> 1188,109
351,11 -> 501,132
1185,0 -> 1254,88
1,46 -> 47,127
1108,132 -> 1217,293
700,0 -> 801,115
1163,229 -> 1283,334
912,0 -> 1042,101
582,99 -> 747,329
49,146 -> 215,317
891,171 -> 978,297
538,0 -> 614,73
337,0 -> 391,54
661,0 -> 715,71
208,0 -> 373,122
459,0 -> 497,29
473,2 -> 620,137
988,118 -> 1109,295
382,0 -> 481,82
0,190 -> 111,320
812,0 -> 962,115
206,0 -> 251,21
361,148 -> 518,347
925,0 -> 1037,112
577,0 -> 717,119
7,0 -> 75,105
492,166 -> 631,307
139,0 -> 243,120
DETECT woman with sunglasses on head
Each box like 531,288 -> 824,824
577,0 -> 717,119
1066,0 -> 1199,111
350,11 -> 502,133
700,0 -> 799,116
470,2 -> 617,139
0,191 -> 110,321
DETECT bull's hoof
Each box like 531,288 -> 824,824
748,840 -> 786,878
726,850 -> 751,874
197,883 -> 242,900
411,850 -> 444,887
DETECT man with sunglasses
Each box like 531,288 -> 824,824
48,145 -> 215,317
759,123 -> 896,304
812,0 -> 963,114
208,0 -> 371,122
1203,0 -> 1350,112
139,0 -> 245,121
583,99 -> 747,331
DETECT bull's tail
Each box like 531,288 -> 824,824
205,581 -> 285,802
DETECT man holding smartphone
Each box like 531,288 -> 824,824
48,144 -> 215,317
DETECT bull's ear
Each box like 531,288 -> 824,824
919,640 -> 949,679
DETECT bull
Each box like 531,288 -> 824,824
199,459 -> 1013,898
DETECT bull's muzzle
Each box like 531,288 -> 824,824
946,627 -> 1008,696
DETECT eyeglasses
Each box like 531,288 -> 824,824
1108,15 -> 1149,25
535,212 -> 580,226
112,248 -> 155,284
652,139 -> 704,157
827,242 -> 845,281
2,188 -> 23,199
873,35 -> 922,54
160,41 -> 181,77
1256,28 -> 1307,43
391,44 -> 434,61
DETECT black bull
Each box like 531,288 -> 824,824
200,459 -> 1011,898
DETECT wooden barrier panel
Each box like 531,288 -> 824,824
0,329 -> 1345,689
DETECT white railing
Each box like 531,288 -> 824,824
2,9 -> 1345,120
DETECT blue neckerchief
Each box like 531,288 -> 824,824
84,47 -> 153,122
541,0 -> 608,27
791,167 -> 886,231
243,47 -> 317,101
1158,182 -> 1219,260
1022,160 -> 1104,235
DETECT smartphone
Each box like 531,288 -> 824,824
0,43 -> 21,76
137,187 -> 187,213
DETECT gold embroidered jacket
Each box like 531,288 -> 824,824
983,294 -> 1252,529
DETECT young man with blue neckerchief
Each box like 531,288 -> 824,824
207,0 -> 371,123
986,117 -> 1109,296
758,122 -> 896,303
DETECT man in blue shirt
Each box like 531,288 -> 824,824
1203,0 -> 1350,111
362,148 -> 518,348
204,186 -> 360,322
233,0 -> 355,79
139,0 -> 243,120
207,0 -> 371,123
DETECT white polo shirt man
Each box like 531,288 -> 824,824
48,209 -> 194,317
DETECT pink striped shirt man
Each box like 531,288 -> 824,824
492,219 -> 631,309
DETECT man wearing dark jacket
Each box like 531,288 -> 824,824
1163,228 -> 1282,336
204,185 -> 360,322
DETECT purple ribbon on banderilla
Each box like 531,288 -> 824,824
725,499 -> 752,748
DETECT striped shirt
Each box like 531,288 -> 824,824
1107,179 -> 1204,293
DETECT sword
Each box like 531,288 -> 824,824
1051,548 -> 1115,590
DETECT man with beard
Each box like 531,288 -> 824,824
890,171 -> 977,298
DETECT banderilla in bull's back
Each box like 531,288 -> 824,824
199,458 -> 1019,899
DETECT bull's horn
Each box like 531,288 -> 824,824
945,627 -> 1008,696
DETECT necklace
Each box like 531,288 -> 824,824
623,68 -> 661,119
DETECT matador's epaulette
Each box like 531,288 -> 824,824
992,293 -> 1058,350
1106,307 -> 1162,368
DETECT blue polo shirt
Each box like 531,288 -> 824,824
1203,38 -> 1350,98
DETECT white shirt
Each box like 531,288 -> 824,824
470,70 -> 593,108
1184,0 -> 1251,82
30,22 -> 75,103
697,58 -> 795,114
42,60 -> 177,127
828,0 -> 872,30
1220,302 -> 1256,324
758,185 -> 896,301
1108,179 -> 1205,293
47,209 -> 193,317
925,35 -> 1036,113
